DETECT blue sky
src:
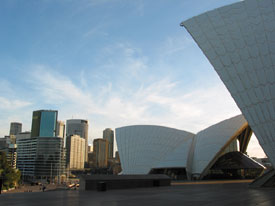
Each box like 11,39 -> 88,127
0,0 -> 266,157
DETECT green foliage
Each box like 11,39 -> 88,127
0,151 -> 21,190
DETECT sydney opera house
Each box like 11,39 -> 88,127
116,115 -> 264,180
116,0 -> 275,183
181,0 -> 275,183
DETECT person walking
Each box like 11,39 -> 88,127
42,185 -> 46,192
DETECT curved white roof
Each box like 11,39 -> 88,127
115,125 -> 195,174
115,115 -> 249,178
182,0 -> 275,166
188,115 -> 247,178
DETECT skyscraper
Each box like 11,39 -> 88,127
66,119 -> 89,163
56,121 -> 65,138
66,135 -> 85,169
103,128 -> 114,159
31,110 -> 58,137
9,122 -> 22,135
93,138 -> 108,168
17,137 -> 66,180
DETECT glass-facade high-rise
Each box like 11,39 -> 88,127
31,110 -> 58,137
66,119 -> 89,163
17,137 -> 66,181
35,137 -> 66,179
103,128 -> 114,159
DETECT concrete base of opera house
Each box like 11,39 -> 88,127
79,174 -> 171,191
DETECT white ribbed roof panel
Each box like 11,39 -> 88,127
115,125 -> 195,174
153,137 -> 193,169
189,115 -> 247,176
182,0 -> 275,166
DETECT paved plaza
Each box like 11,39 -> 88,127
1,182 -> 275,206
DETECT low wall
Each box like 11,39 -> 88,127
79,174 -> 171,191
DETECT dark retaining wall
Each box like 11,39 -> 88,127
79,175 -> 171,191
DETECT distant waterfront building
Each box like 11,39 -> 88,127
16,138 -> 37,178
66,119 -> 89,162
9,122 -> 22,135
0,138 -> 7,149
31,110 -> 58,137
88,145 -> 93,152
17,137 -> 65,181
0,137 -> 17,169
15,131 -> 31,141
88,151 -> 95,168
115,151 -> 120,162
103,128 -> 114,159
6,144 -> 17,169
56,121 -> 65,138
93,139 -> 108,168
66,135 -> 85,169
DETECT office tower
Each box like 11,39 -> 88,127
16,138 -> 37,178
103,128 -> 114,159
35,137 -> 66,181
66,135 -> 85,169
66,119 -> 89,162
9,122 -> 22,135
17,137 -> 66,181
93,139 -> 108,168
31,110 -> 58,137
56,121 -> 65,138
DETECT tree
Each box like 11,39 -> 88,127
0,151 -> 21,190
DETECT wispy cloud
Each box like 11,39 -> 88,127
0,97 -> 31,110
160,35 -> 194,56
28,64 -> 240,134
0,79 -> 32,111
0,62 -> 263,157
96,42 -> 148,81
83,24 -> 108,38
29,65 -> 100,112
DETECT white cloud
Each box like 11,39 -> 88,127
0,63 -> 264,157
28,64 -> 240,133
30,65 -> 96,107
160,35 -> 194,56
0,97 -> 31,110
106,43 -> 148,78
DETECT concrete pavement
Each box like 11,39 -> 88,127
0,182 -> 274,206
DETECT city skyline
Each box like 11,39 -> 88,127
0,0 -> 266,157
